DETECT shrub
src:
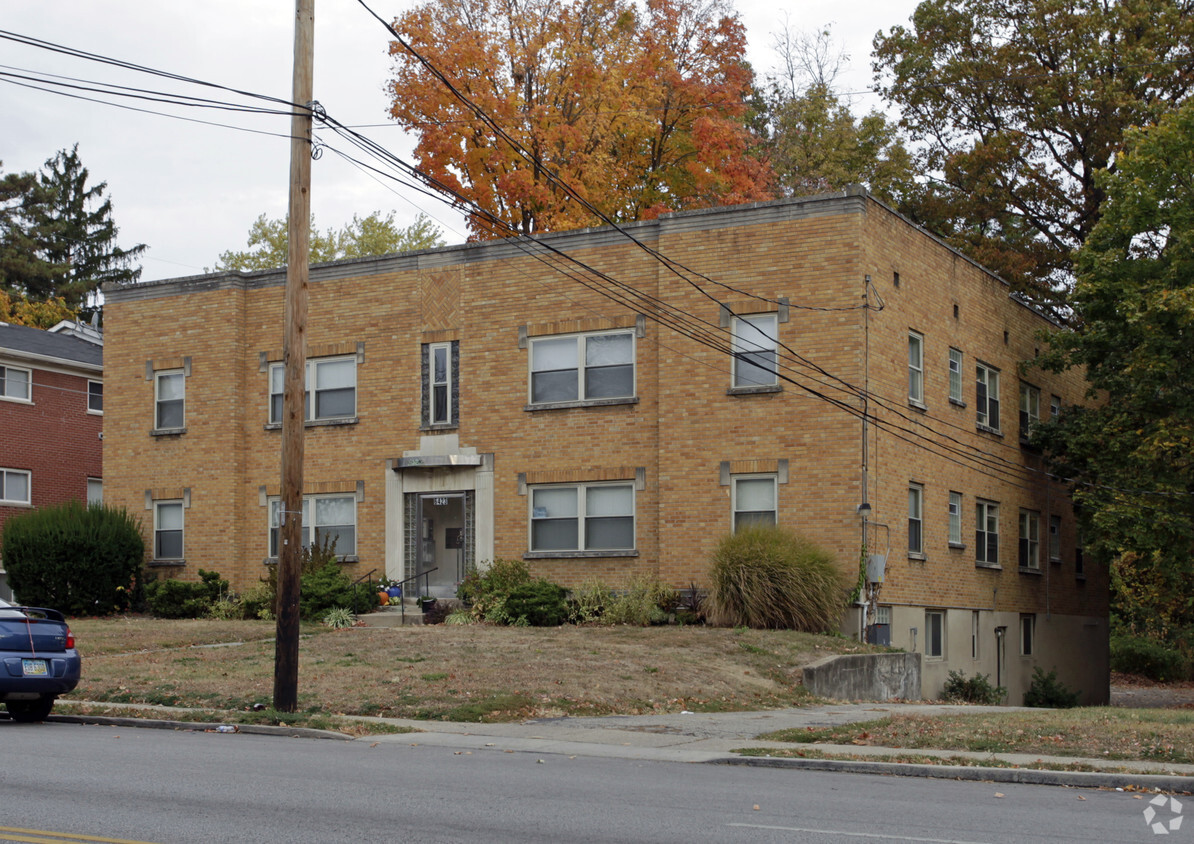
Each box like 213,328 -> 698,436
503,580 -> 569,626
705,526 -> 846,631
1111,634 -> 1190,682
322,606 -> 356,629
145,569 -> 228,619
1023,667 -> 1081,708
942,670 -> 1005,704
456,559 -> 534,622
259,537 -> 361,620
570,574 -> 677,626
1,500 -> 144,616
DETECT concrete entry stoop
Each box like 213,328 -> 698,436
357,599 -> 425,627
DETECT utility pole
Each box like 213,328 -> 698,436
274,0 -> 314,713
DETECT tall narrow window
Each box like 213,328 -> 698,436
1019,383 -> 1040,441
948,348 -> 963,403
1019,510 -> 1040,569
975,363 -> 1000,431
155,370 -> 185,430
429,342 -> 453,425
908,484 -> 924,555
88,380 -> 103,413
1048,514 -> 1062,562
154,500 -> 184,560
733,475 -> 778,531
0,365 -> 31,401
1020,614 -> 1035,656
731,313 -> 778,388
1050,394 -> 1061,419
925,610 -> 944,658
971,611 -> 980,660
87,478 -> 103,505
976,500 -> 999,566
908,331 -> 924,405
948,491 -> 963,546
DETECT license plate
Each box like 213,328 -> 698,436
21,659 -> 48,676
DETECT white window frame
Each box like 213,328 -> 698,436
154,369 -> 185,430
269,355 -> 357,424
925,610 -> 945,659
0,468 -> 31,505
268,494 -> 358,558
975,362 -> 1000,432
1020,614 -> 1035,656
154,500 -> 184,561
1019,382 -> 1040,441
976,500 -> 999,566
948,491 -> 963,547
87,379 -> 103,414
528,330 -> 636,405
1048,514 -> 1062,563
87,477 -> 103,505
529,482 -> 636,553
730,313 -> 779,388
908,331 -> 924,406
948,348 -> 964,404
428,341 -> 453,426
732,474 -> 778,531
0,364 -> 32,402
1050,394 -> 1061,419
908,483 -> 924,555
1019,509 -> 1040,570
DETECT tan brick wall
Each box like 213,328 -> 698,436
103,194 -> 1106,698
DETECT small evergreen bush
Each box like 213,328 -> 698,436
503,580 -> 569,626
1111,634 -> 1190,682
145,569 -> 228,619
1023,667 -> 1081,708
456,559 -> 534,622
942,670 -> 1005,704
705,526 -> 846,631
1,500 -> 144,615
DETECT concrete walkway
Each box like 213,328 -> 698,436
50,700 -> 1194,794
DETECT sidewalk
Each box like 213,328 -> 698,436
53,700 -> 1194,793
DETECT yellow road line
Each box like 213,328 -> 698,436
0,827 -> 160,844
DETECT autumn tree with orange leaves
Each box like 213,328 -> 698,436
388,0 -> 773,238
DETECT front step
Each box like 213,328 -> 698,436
357,598 -> 428,627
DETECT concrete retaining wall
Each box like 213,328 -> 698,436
802,653 -> 922,701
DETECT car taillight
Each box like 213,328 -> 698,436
65,627 -> 75,649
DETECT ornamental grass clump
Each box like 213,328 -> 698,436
706,526 -> 846,631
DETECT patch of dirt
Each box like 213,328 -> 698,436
1110,672 -> 1194,709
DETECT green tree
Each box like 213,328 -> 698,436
0,163 -> 60,297
1034,100 -> 1194,640
873,0 -> 1194,314
212,211 -> 444,271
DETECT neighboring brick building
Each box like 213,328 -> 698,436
0,319 -> 104,600
102,189 -> 1108,703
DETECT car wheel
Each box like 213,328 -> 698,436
7,697 -> 55,723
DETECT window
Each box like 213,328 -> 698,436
925,610 -> 944,658
154,500 -> 184,560
971,611 -> 980,660
1019,382 -> 1040,440
529,331 -> 634,404
908,484 -> 923,555
0,364 -> 31,401
1048,514 -> 1062,562
908,332 -> 924,405
1019,510 -> 1040,569
268,495 -> 357,558
1075,531 -> 1085,577
155,369 -> 185,430
87,478 -> 103,505
0,468 -> 31,505
976,500 -> 999,566
733,475 -> 777,531
269,356 -> 357,424
1050,394 -> 1061,419
948,348 -> 963,404
730,313 -> 778,388
88,380 -> 103,413
948,491 -> 963,546
425,342 -> 456,426
530,483 -> 634,552
975,362 -> 1000,431
1020,614 -> 1035,656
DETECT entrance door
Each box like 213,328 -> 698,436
415,493 -> 466,597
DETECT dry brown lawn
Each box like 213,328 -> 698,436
66,617 -> 871,721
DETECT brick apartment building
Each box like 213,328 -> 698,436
102,189 -> 1108,703
0,319 -> 104,600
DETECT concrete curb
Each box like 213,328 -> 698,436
45,713 -> 352,741
714,755 -> 1194,794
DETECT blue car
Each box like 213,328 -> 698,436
0,599 -> 81,722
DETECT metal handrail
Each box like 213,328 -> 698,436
378,568 -> 439,623
350,568 -> 377,615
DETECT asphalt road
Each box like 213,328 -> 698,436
0,720 -> 1176,843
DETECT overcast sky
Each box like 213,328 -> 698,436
3,0 -> 920,282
